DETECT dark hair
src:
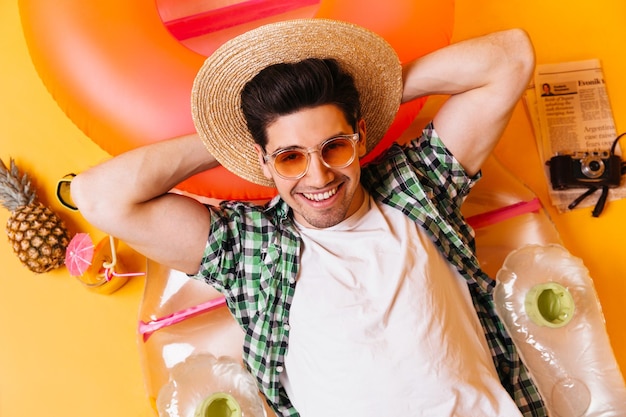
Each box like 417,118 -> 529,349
240,58 -> 361,150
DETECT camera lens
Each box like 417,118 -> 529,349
581,155 -> 605,178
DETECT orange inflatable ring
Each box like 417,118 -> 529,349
19,0 -> 454,200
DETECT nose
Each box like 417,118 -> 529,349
304,151 -> 334,186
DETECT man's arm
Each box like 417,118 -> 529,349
402,29 -> 535,176
71,133 -> 218,274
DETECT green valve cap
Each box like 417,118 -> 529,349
195,393 -> 242,417
525,282 -> 575,328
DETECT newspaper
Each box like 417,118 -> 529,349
524,59 -> 625,213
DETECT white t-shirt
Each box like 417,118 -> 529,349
280,193 -> 522,417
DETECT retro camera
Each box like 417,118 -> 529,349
548,150 -> 622,190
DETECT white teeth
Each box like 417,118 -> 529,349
303,188 -> 337,201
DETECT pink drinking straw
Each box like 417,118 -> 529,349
102,235 -> 145,282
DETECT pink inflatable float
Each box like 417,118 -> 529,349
18,0 -> 453,200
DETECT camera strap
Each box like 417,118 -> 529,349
567,187 -> 599,211
568,185 -> 610,217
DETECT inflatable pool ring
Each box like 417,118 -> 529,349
495,245 -> 626,416
18,0 -> 454,200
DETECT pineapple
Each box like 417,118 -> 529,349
0,157 -> 70,273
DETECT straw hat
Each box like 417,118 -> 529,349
191,18 -> 402,187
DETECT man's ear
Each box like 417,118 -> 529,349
357,119 -> 367,158
253,144 -> 273,180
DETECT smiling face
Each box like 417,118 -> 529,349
255,104 -> 367,229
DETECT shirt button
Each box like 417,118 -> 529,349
276,365 -> 284,373
284,324 -> 291,331
500,362 -> 511,375
289,277 -> 296,284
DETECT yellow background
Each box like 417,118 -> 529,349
1,0 -> 625,416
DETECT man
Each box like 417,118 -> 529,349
541,83 -> 555,96
72,19 -> 543,416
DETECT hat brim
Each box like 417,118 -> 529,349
191,18 -> 402,187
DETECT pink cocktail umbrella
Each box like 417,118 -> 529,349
65,233 -> 95,276
66,233 -> 145,285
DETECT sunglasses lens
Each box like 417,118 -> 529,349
56,174 -> 78,211
274,150 -> 308,178
321,137 -> 355,166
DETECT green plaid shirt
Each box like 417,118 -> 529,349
193,123 -> 546,416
